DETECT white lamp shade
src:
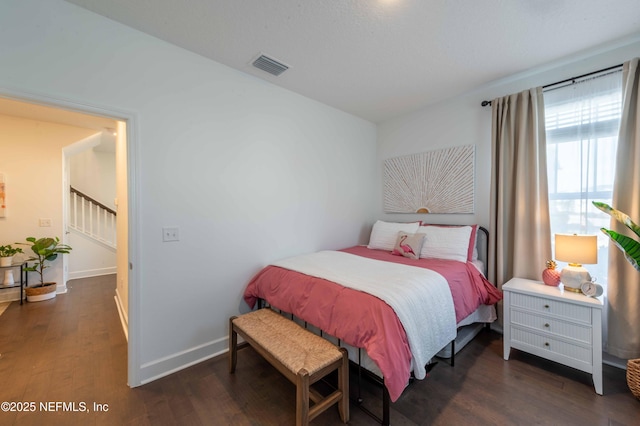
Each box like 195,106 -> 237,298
555,234 -> 598,265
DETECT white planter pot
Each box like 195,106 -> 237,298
0,256 -> 13,267
27,291 -> 56,302
3,269 -> 14,285
25,283 -> 57,302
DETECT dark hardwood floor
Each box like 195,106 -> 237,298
1,276 -> 639,425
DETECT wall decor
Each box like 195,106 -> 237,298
384,145 -> 475,214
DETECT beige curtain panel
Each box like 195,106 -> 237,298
607,58 -> 640,360
489,87 -> 552,290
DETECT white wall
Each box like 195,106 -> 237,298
377,37 -> 640,235
67,232 -> 116,279
70,143 -> 116,211
0,0 -> 377,385
0,114 -> 97,293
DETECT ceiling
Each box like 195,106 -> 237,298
0,97 -> 116,131
0,97 -> 117,152
62,1 -> 640,122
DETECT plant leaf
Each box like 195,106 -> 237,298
601,228 -> 640,272
593,201 -> 640,239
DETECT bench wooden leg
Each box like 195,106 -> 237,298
296,368 -> 310,426
230,311 -> 348,424
338,348 -> 349,423
229,316 -> 238,374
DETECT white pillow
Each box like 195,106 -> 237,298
367,220 -> 421,251
419,225 -> 472,262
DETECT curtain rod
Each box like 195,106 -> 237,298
480,63 -> 623,107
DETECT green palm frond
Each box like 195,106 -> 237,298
593,201 -> 640,272
600,228 -> 640,272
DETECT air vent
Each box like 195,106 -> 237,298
252,54 -> 289,76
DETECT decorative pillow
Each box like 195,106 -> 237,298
419,225 -> 473,262
367,220 -> 421,251
391,232 -> 426,260
420,224 -> 477,262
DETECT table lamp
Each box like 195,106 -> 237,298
554,233 -> 598,293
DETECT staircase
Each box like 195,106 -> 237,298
69,186 -> 116,249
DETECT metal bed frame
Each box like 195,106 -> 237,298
257,226 -> 493,426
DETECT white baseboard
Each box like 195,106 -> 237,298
491,323 -> 504,334
437,323 -> 485,358
603,353 -> 627,370
69,267 -> 117,280
139,337 -> 229,385
114,289 -> 128,341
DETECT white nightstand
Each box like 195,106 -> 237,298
502,277 -> 603,395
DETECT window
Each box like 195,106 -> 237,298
544,69 -> 623,288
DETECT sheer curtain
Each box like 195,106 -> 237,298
608,58 -> 640,359
543,67 -> 623,354
489,88 -> 552,293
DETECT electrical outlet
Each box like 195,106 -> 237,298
162,227 -> 179,242
39,218 -> 52,227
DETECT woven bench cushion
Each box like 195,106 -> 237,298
233,309 -> 343,376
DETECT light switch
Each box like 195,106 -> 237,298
39,218 -> 52,227
162,227 -> 179,242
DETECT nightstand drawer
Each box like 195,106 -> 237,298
511,309 -> 592,344
511,327 -> 592,364
510,292 -> 591,323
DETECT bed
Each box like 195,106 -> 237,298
242,221 -> 502,425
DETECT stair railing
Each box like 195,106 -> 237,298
69,186 -> 117,249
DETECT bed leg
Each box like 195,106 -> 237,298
382,379 -> 390,426
229,316 -> 238,374
450,340 -> 455,367
357,348 -> 363,404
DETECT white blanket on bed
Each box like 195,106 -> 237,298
272,250 -> 457,380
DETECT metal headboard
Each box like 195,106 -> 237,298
477,226 -> 489,277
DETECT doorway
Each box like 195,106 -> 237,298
0,92 -> 139,387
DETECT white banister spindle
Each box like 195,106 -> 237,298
81,198 -> 86,232
97,206 -> 101,239
71,193 -> 77,228
69,188 -> 117,249
102,212 -> 106,242
111,214 -> 115,242
89,202 -> 94,237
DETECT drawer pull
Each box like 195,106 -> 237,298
544,304 -> 550,309
544,342 -> 550,347
544,323 -> 550,328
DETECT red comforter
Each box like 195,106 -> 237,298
243,246 -> 502,401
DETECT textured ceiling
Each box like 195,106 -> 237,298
65,0 -> 640,122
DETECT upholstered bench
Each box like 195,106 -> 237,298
229,308 -> 349,425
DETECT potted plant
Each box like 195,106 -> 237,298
0,244 -> 23,267
593,201 -> 640,400
18,236 -> 72,302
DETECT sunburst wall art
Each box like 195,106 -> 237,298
384,145 -> 475,214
